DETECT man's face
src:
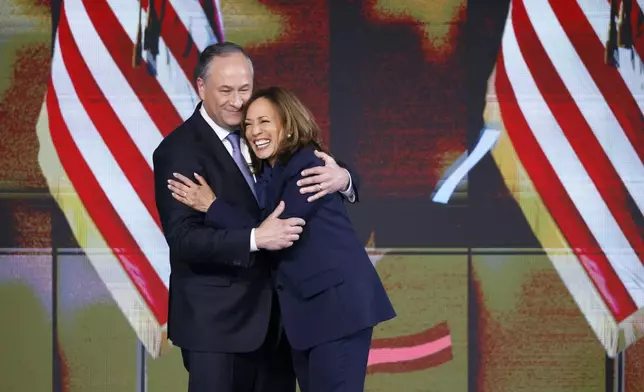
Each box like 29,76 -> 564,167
197,53 -> 253,131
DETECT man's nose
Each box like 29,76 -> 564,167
230,92 -> 243,108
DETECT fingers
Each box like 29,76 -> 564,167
172,172 -> 196,187
284,217 -> 305,228
275,233 -> 300,250
285,234 -> 300,242
313,150 -> 329,162
267,201 -> 285,219
171,192 -> 192,206
194,172 -> 207,186
193,173 -> 216,197
168,181 -> 189,196
314,150 -> 336,165
277,240 -> 295,249
297,173 -> 328,188
306,189 -> 329,202
300,183 -> 327,195
262,216 -> 305,250
283,225 -> 303,237
299,166 -> 325,179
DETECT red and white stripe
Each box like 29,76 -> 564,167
46,0 -> 223,326
106,0 -> 199,119
496,0 -> 644,328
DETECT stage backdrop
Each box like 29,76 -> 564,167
1,0 -> 643,391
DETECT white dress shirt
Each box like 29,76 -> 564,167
199,105 -> 355,253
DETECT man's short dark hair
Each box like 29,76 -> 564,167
194,42 -> 253,81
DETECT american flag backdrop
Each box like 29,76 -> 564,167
33,0 -> 644,361
35,0 -> 455,365
491,0 -> 644,356
37,0 -> 225,356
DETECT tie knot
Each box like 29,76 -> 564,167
226,130 -> 241,150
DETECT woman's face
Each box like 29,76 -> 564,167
244,97 -> 284,164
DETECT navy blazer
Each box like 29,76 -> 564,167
206,148 -> 396,350
154,105 -> 272,353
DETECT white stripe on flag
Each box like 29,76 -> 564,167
548,252 -> 618,347
168,0 -> 217,51
502,7 -> 644,307
576,0 -> 644,112
64,0 -> 163,167
106,0 -> 198,120
526,0 -> 644,214
51,33 -> 171,287
215,0 -> 225,38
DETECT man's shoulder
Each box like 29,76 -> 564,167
153,118 -> 195,159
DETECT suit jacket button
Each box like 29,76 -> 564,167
276,284 -> 284,291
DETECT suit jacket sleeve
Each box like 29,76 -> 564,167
205,199 -> 259,229
153,147 -> 253,268
279,150 -> 333,220
202,157 -> 355,229
339,161 -> 361,203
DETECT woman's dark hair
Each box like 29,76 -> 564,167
241,86 -> 326,173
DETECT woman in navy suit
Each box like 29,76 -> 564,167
168,86 -> 396,391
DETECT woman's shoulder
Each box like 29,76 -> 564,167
283,147 -> 323,177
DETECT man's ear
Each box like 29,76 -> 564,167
196,78 -> 206,101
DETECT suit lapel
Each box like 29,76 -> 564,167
189,104 -> 259,212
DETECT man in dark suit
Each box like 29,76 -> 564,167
153,42 -> 358,392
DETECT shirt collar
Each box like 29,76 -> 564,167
199,104 -> 234,142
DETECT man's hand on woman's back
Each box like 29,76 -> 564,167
255,201 -> 306,250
